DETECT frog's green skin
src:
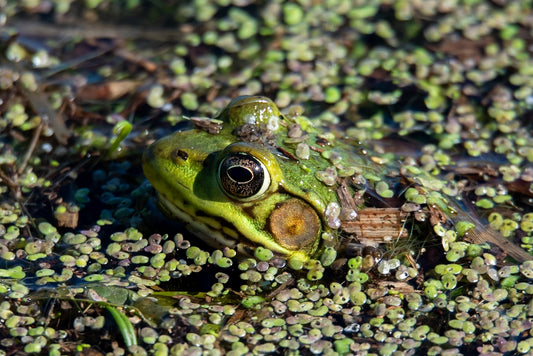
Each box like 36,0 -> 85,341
144,96 -> 532,263
143,96 -> 378,262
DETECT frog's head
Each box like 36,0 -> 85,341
143,96 -> 336,262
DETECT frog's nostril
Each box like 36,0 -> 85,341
176,149 -> 188,161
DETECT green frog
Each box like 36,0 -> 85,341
143,96 -> 531,264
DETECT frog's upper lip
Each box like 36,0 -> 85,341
156,192 -> 242,250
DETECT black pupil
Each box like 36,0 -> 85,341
219,153 -> 265,198
227,166 -> 253,183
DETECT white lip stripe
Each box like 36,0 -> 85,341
158,193 -> 240,249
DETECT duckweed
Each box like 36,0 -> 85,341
1,0 -> 533,354
254,247 -> 273,261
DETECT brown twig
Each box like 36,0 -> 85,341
4,19 -> 193,41
18,121 -> 43,174
0,167 -> 18,194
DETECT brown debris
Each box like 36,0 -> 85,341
190,117 -> 223,134
375,280 -> 419,294
77,80 -> 140,101
446,198 -> 533,263
55,208 -> 79,229
426,35 -> 493,62
342,208 -> 409,244
276,146 -> 299,161
114,48 -> 158,73
428,203 -> 448,226
23,88 -> 70,145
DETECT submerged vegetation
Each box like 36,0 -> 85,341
0,0 -> 532,355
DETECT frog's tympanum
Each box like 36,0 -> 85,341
143,96 -> 532,264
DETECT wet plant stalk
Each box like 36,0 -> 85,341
105,304 -> 137,347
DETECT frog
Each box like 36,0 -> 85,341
143,95 -> 532,264
143,96 -> 376,263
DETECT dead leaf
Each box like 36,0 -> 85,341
56,207 -> 79,228
77,80 -> 140,101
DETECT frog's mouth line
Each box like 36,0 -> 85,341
155,190 -> 315,261
157,192 -> 248,250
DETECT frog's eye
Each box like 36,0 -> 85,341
218,152 -> 271,200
